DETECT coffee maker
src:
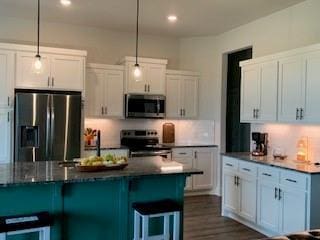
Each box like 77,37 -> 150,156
252,132 -> 268,156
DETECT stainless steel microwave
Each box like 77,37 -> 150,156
125,94 -> 166,119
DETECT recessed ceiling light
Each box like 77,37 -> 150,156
60,0 -> 71,6
167,15 -> 178,22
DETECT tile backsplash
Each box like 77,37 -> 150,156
85,119 -> 215,146
252,123 -> 320,163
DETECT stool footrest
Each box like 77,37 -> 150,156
132,199 -> 182,215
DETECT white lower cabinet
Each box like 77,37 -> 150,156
222,156 -> 311,237
173,147 -> 217,191
0,109 -> 12,163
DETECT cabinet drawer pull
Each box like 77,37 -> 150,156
275,187 -> 278,199
300,108 -> 304,120
236,176 -> 240,186
52,77 -> 55,87
7,97 -> 10,106
234,176 -> 237,185
278,188 -> 282,200
7,112 -> 10,122
285,178 -> 297,183
296,108 -> 299,120
178,152 -> 187,155
148,85 -> 150,92
48,77 -> 50,87
144,84 -> 147,92
101,107 -> 104,115
262,173 -> 272,177
242,168 -> 251,172
226,163 -> 233,167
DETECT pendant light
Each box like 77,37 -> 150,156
133,0 -> 141,79
33,0 -> 43,74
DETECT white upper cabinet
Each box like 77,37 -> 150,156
15,47 -> 86,91
16,51 -> 51,89
0,50 -> 14,108
50,54 -> 84,91
166,70 -> 199,119
86,64 -> 124,118
278,56 -> 305,122
121,57 -> 168,95
303,51 -> 320,123
240,61 -> 278,122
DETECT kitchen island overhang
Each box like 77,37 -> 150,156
0,157 -> 202,240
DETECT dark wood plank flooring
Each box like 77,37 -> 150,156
184,195 -> 265,240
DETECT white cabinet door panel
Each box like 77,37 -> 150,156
223,171 -> 238,213
147,64 -> 166,94
259,61 -> 278,121
239,176 -> 257,222
51,55 -> 84,90
0,109 -> 11,163
304,51 -> 320,122
193,149 -> 213,190
166,75 -> 182,118
280,188 -> 307,234
278,57 -> 304,122
126,63 -> 147,94
258,181 -> 280,233
16,52 -> 51,89
0,50 -> 14,108
183,76 -> 198,119
85,70 -> 105,117
105,70 -> 124,118
241,65 -> 260,122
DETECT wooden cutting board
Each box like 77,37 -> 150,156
162,123 -> 175,143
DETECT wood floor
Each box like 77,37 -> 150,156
184,195 -> 265,240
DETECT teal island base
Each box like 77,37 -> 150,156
0,175 -> 187,240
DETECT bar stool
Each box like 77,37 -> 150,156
133,199 -> 182,240
0,212 -> 52,240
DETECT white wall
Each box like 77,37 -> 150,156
179,0 -> 320,151
0,16 -> 180,68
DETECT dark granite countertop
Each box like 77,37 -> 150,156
0,157 -> 202,187
222,152 -> 320,174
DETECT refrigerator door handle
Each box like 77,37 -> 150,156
46,96 -> 51,160
50,95 -> 55,160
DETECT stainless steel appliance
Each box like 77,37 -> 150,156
251,132 -> 268,156
120,130 -> 172,159
125,94 -> 165,119
15,90 -> 82,162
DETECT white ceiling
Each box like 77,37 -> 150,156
0,0 -> 305,37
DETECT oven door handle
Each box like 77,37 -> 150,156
130,150 -> 172,156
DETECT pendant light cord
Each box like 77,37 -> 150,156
37,0 -> 40,57
135,0 -> 139,65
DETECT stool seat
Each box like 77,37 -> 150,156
0,212 -> 52,233
133,199 -> 182,215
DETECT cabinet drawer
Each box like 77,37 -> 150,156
280,170 -> 308,190
239,161 -> 257,177
172,148 -> 193,158
223,157 -> 238,171
258,166 -> 280,182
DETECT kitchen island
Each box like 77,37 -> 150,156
0,157 -> 201,240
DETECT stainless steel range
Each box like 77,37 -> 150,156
120,130 -> 172,159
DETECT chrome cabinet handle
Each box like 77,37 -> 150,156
285,178 -> 297,183
278,189 -> 282,200
7,97 -> 9,106
300,108 -> 303,120
296,108 -> 299,120
52,77 -> 55,87
180,109 -> 183,117
256,109 -> 259,119
105,107 -> 108,115
48,77 -> 50,87
262,173 -> 272,177
275,187 -> 278,199
226,163 -> 233,167
234,176 -> 237,185
7,112 -> 9,122
101,107 -> 104,115
242,168 -> 251,172
194,151 -> 197,159
148,85 -> 150,92
253,109 -> 255,118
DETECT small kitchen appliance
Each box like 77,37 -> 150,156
121,130 -> 172,159
251,132 -> 268,156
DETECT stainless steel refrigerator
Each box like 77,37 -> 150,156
15,91 -> 82,162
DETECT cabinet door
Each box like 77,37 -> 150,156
280,188 -> 307,234
147,64 -> 166,94
0,50 -> 14,108
238,175 -> 257,222
105,70 -> 124,118
278,56 -> 304,122
257,180 -> 280,233
85,69 -> 105,117
174,157 -> 193,191
126,62 -> 148,94
51,55 -> 84,91
259,61 -> 278,121
193,149 -> 213,190
16,51 -> 51,89
182,76 -> 198,119
304,51 -> 320,122
223,171 -> 238,213
240,64 -> 260,122
166,75 -> 182,118
0,109 -> 11,163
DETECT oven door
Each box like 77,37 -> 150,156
125,94 -> 165,119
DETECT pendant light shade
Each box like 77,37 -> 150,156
33,0 -> 43,74
133,0 -> 141,80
